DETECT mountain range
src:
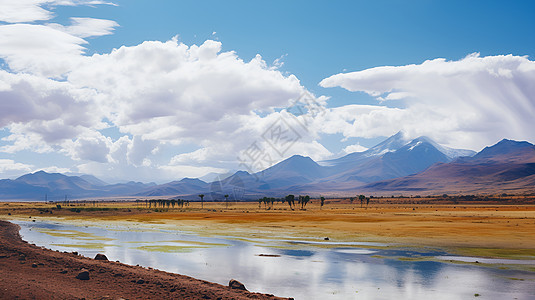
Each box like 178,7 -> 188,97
362,139 -> 535,195
1,132 -> 534,201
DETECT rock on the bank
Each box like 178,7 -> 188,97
94,253 -> 108,261
229,279 -> 247,291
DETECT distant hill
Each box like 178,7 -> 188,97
1,136 -> 534,200
136,178 -> 208,197
197,133 -> 477,197
16,171 -> 95,192
255,155 -> 328,188
79,174 -> 108,186
0,179 -> 48,201
0,171 -> 153,201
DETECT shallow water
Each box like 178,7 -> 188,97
15,220 -> 535,300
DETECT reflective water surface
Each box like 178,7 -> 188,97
15,220 -> 535,300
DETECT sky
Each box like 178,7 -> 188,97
0,0 -> 534,183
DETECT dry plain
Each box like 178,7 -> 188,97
2,195 -> 535,258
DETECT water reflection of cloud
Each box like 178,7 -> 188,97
334,249 -> 377,255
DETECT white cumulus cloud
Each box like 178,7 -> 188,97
68,39 -> 305,143
0,0 -> 332,181
320,53 -> 535,150
0,159 -> 33,173
0,70 -> 104,153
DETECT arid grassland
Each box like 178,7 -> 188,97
3,195 -> 535,258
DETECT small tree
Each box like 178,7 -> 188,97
285,194 -> 295,210
301,195 -> 310,209
199,194 -> 205,208
359,195 -> 366,208
224,194 -> 229,208
320,196 -> 325,209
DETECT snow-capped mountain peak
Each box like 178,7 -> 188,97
408,136 -> 475,159
364,131 -> 410,157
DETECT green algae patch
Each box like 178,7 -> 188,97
37,229 -> 115,241
396,257 -> 428,262
51,242 -> 117,250
166,240 -> 230,247
133,240 -> 230,253
134,245 -> 206,253
125,240 -> 230,247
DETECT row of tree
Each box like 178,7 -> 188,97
156,194 -> 370,211
255,195 -> 317,210
198,194 -> 232,209
284,195 -> 312,210
145,199 -> 190,208
349,195 -> 371,208
52,194 -> 371,210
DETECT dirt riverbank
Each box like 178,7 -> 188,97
0,220 -> 288,300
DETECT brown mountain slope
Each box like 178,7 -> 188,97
361,139 -> 535,195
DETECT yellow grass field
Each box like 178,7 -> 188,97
2,196 -> 535,259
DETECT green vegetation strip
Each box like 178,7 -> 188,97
51,243 -> 117,250
125,240 -> 229,247
37,229 -> 115,241
132,239 -> 230,253
134,245 -> 207,253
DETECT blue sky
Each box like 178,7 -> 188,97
1,1 -> 534,182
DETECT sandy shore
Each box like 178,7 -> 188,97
0,220 -> 288,300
